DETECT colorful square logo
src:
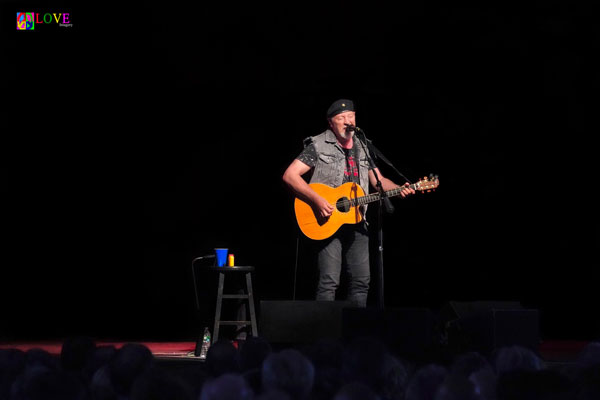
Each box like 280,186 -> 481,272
16,12 -> 35,30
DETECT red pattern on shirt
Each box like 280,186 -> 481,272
344,156 -> 359,178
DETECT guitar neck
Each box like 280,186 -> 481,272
353,183 -> 418,207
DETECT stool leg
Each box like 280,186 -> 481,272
246,272 -> 258,337
213,272 -> 225,343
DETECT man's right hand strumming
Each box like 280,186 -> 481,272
314,196 -> 334,218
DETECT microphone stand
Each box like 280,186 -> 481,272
192,255 -> 216,310
192,254 -> 215,356
355,128 -> 393,309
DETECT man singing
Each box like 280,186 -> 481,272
283,99 -> 415,307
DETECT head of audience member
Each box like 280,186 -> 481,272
25,348 -> 60,371
130,365 -> 193,400
262,349 -> 315,400
379,353 -> 410,400
11,366 -> 88,400
574,364 -> 600,400
303,338 -> 344,370
310,363 -> 342,400
301,339 -> 345,400
199,373 -> 253,400
240,336 -> 272,372
405,364 -> 448,400
497,369 -> 573,400
333,382 -> 381,400
434,373 -> 482,400
468,366 -> 497,400
340,337 -> 389,391
61,336 -> 97,373
174,362 -> 210,399
493,346 -> 543,375
450,351 -> 496,399
82,345 -> 117,383
451,352 -> 493,378
109,343 -> 154,396
0,348 -> 26,399
255,389 -> 292,400
90,365 -> 117,400
206,340 -> 241,377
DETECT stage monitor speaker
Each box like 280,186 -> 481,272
444,301 -> 523,320
441,301 -> 540,355
259,300 -> 352,344
342,307 -> 436,362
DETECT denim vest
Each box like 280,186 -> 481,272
305,129 -> 371,196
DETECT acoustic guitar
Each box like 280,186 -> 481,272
294,175 -> 439,240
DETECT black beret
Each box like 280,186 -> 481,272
326,99 -> 354,119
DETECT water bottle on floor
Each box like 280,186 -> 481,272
192,327 -> 211,359
199,327 -> 211,360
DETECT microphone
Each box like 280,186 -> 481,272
193,254 -> 215,262
344,124 -> 362,132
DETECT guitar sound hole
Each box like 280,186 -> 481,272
336,197 -> 351,213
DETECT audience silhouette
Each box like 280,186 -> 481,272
1,339 -> 599,400
262,349 -> 314,400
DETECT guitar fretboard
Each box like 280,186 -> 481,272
350,183 -> 419,207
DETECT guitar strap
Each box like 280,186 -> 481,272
341,145 -> 361,186
351,144 -> 361,185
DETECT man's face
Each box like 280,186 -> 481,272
328,111 -> 356,140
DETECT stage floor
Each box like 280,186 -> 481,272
0,341 -> 200,361
0,339 -> 589,364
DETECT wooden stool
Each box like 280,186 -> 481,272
210,266 -> 258,342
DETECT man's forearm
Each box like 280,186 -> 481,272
379,177 -> 400,192
283,173 -> 321,205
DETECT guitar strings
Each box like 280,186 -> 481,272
333,184 -> 421,208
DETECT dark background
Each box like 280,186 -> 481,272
1,2 -> 597,342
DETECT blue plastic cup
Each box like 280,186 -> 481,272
215,248 -> 228,267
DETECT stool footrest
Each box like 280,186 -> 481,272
222,295 -> 250,299
218,321 -> 253,325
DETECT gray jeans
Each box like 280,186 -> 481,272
315,224 -> 370,307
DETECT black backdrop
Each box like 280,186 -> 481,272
2,1 -> 597,342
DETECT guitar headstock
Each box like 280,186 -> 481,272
415,174 -> 439,192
